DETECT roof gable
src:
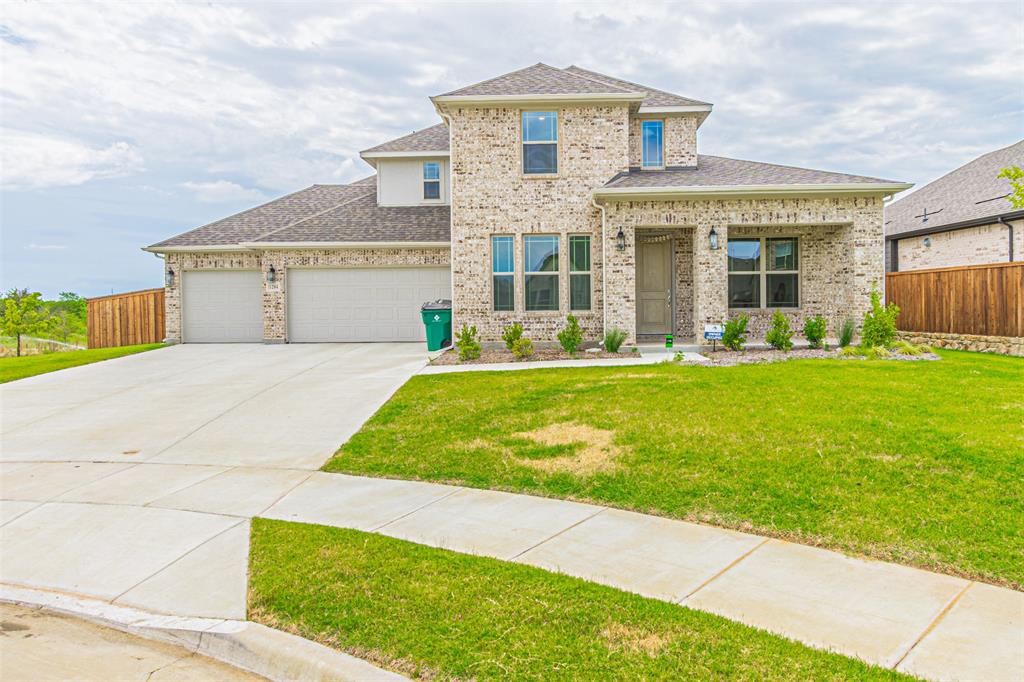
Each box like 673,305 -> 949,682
361,123 -> 449,155
563,66 -> 710,108
438,62 -> 641,98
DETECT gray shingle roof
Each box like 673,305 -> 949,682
603,155 -> 898,189
148,181 -> 376,248
885,140 -> 1024,236
439,63 -> 641,97
361,123 -> 449,154
563,66 -> 711,108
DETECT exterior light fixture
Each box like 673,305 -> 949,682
922,237 -> 932,248
616,227 -> 626,252
267,265 -> 277,283
165,268 -> 175,287
709,227 -> 720,250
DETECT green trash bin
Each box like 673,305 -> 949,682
420,299 -> 452,351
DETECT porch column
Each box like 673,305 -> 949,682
692,222 -> 728,339
262,253 -> 286,343
604,218 -> 636,342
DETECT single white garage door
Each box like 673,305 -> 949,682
287,267 -> 450,342
182,270 -> 263,343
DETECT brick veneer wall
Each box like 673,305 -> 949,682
895,220 -> 1023,271
627,114 -> 700,168
447,104 -> 629,341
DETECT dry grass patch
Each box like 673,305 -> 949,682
513,422 -> 625,475
600,622 -> 672,657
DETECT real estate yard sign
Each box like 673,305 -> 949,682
704,323 -> 724,352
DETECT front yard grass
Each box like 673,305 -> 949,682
325,350 -> 1024,588
0,343 -> 164,383
250,519 -> 906,681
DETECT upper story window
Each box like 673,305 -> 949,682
641,120 -> 664,168
422,162 -> 441,200
727,237 -> 799,309
522,111 -> 557,174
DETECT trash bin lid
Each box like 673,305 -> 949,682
421,299 -> 452,311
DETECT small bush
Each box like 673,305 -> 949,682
861,283 -> 900,348
722,315 -> 748,351
603,327 -> 628,353
455,324 -> 481,361
501,323 -> 523,351
838,318 -> 856,348
765,312 -> 794,351
557,315 -> 583,355
803,315 -> 828,349
892,340 -> 923,356
510,337 -> 534,360
839,345 -> 862,357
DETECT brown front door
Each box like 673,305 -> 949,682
636,239 -> 672,335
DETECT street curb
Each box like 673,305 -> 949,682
0,584 -> 405,682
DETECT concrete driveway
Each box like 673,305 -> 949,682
0,343 -> 428,618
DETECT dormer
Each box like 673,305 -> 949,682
360,124 -> 450,207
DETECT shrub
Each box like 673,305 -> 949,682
603,327 -> 628,353
861,283 -> 900,348
557,315 -> 583,354
765,312 -> 794,351
510,337 -> 534,360
839,345 -> 862,357
722,315 -> 748,351
838,318 -> 856,348
892,340 -> 923,356
803,315 -> 828,349
455,324 -> 481,361
501,323 -> 523,351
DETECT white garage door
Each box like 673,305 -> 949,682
287,267 -> 451,342
182,270 -> 263,343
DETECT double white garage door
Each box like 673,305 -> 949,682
181,267 -> 450,343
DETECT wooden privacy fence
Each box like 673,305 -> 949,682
886,262 -> 1023,337
87,288 -> 165,348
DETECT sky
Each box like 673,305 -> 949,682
1,1 -> 1022,298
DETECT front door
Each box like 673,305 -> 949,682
636,239 -> 672,335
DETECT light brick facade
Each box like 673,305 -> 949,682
895,220 -> 1022,271
627,113 -> 700,168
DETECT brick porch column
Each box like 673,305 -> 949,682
262,253 -> 286,343
604,219 -> 637,342
692,222 -> 728,339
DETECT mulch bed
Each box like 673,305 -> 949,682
699,348 -> 941,366
430,347 -> 630,365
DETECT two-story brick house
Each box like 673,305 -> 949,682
148,64 -> 911,344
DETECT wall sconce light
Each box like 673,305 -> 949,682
616,228 -> 626,252
165,268 -> 175,287
267,265 -> 277,283
922,237 -> 932,248
709,227 -> 720,250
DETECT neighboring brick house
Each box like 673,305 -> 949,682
147,63 -> 911,344
885,140 -> 1024,272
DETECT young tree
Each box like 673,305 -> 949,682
52,292 -> 87,344
998,166 -> 1024,209
0,289 -> 57,356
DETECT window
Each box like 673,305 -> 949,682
569,235 -> 591,310
727,237 -> 799,308
522,111 -> 557,174
641,120 -> 663,168
492,236 -> 514,311
423,162 -> 440,200
524,235 -> 559,311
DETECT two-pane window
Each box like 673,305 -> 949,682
727,237 -> 799,308
524,235 -> 559,311
641,120 -> 664,168
569,235 -> 591,310
522,111 -> 557,174
423,162 -> 440,200
492,236 -> 514,311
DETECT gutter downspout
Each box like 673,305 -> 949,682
438,108 -> 456,340
997,216 -> 1015,262
591,195 -> 608,336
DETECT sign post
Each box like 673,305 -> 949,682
703,323 -> 724,352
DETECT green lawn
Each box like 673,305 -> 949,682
250,519 -> 906,681
0,343 -> 164,383
325,351 -> 1024,588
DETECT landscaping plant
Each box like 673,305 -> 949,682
603,327 -> 628,353
501,323 -> 523,351
557,314 -> 583,355
510,337 -> 534,360
860,283 -> 900,348
764,311 -> 794,351
0,289 -> 57,357
803,315 -> 828,349
721,315 -> 748,351
838,318 -> 856,348
455,324 -> 481,361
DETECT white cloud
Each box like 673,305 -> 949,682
0,130 -> 143,190
25,243 -> 68,250
181,180 -> 267,203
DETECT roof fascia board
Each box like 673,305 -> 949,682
593,182 -> 914,201
240,241 -> 451,250
885,209 -> 1024,241
432,92 -> 643,106
636,105 -> 713,114
142,244 -> 249,253
360,150 -> 450,160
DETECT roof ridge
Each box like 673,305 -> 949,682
439,63 -> 560,96
560,65 -> 645,93
565,65 -> 710,107
698,153 -> 894,183
250,188 -> 375,242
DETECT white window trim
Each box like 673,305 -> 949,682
569,234 -> 592,311
727,236 -> 800,309
422,161 -> 442,202
521,110 -> 559,177
641,119 -> 665,170
523,234 -> 560,312
491,235 -> 515,312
